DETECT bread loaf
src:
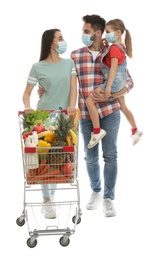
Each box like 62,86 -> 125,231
69,108 -> 80,130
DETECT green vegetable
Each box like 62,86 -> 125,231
22,110 -> 50,131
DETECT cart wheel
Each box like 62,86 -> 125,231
16,217 -> 25,226
59,236 -> 70,247
72,215 -> 81,224
27,238 -> 37,248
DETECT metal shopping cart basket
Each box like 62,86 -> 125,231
16,109 -> 82,248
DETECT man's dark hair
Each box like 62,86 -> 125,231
82,14 -> 106,34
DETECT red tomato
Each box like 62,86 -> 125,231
22,131 -> 33,140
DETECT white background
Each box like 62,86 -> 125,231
1,0 -> 158,259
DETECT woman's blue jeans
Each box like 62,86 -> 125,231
41,184 -> 57,200
80,110 -> 120,200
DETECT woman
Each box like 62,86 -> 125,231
22,29 -> 77,219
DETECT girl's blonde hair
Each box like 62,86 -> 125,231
106,19 -> 132,58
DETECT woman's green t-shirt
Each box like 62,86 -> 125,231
27,58 -> 77,110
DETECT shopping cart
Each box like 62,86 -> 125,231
16,109 -> 82,248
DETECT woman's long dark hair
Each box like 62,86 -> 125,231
39,29 -> 60,61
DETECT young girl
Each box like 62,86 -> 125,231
86,19 -> 143,148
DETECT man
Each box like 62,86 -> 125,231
38,15 -> 133,217
71,14 -> 133,217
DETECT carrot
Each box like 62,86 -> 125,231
26,177 -> 37,185
27,176 -> 73,185
46,169 -> 60,176
37,159 -> 47,175
41,176 -> 73,184
27,174 -> 49,181
26,169 -> 38,177
26,169 -> 60,182
38,164 -> 50,175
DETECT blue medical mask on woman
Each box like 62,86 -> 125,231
56,41 -> 67,54
105,32 -> 118,43
82,33 -> 96,47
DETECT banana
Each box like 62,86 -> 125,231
66,135 -> 72,146
69,129 -> 77,145
37,130 -> 55,139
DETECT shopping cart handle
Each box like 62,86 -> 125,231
18,111 -> 25,115
18,109 -> 67,116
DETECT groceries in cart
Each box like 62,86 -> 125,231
20,109 -> 80,185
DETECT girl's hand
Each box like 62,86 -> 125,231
105,87 -> 111,98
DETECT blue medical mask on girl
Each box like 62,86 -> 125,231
55,41 -> 67,54
105,32 -> 118,43
82,33 -> 97,47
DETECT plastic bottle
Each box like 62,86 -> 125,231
32,131 -> 38,146
24,136 -> 39,169
25,137 -> 30,146
50,106 -> 68,123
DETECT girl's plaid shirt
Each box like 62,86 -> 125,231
71,46 -> 134,119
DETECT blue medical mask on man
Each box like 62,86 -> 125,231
105,32 -> 118,43
82,33 -> 97,47
55,41 -> 67,54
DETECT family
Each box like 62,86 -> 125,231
22,14 -> 143,219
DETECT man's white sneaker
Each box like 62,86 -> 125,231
87,129 -> 106,148
86,191 -> 102,210
41,200 -> 57,219
103,199 -> 116,217
131,130 -> 143,145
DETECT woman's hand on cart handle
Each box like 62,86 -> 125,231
67,106 -> 76,115
24,107 -> 34,114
